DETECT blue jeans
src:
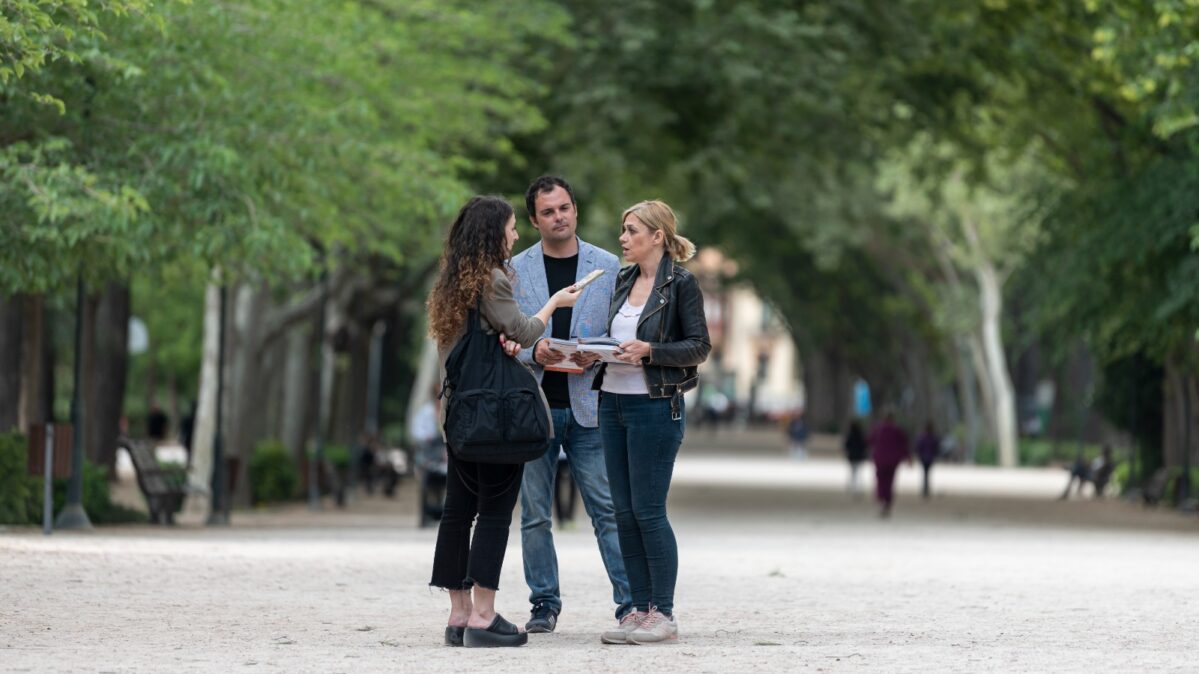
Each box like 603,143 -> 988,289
521,407 -> 632,619
599,393 -> 684,616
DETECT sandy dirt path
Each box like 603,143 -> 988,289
3,431 -> 1197,673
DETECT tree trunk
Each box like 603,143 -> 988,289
226,283 -> 271,508
1163,357 -> 1198,470
183,282 -> 222,520
333,327 -> 370,446
975,262 -> 1018,467
954,337 -> 982,462
802,342 -> 851,433
280,321 -> 316,463
316,302 -> 337,454
19,295 -> 53,430
86,282 -> 130,477
967,333 -> 998,441
0,294 -> 23,432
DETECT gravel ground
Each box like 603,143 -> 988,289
3,432 -> 1197,673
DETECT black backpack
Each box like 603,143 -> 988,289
441,305 -> 551,464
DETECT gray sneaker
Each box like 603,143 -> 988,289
627,608 -> 678,645
600,610 -> 646,645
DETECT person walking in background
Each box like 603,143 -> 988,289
510,175 -> 630,635
426,195 -> 582,648
147,403 -> 169,443
787,409 -> 809,460
869,412 -> 911,518
915,421 -> 941,499
844,420 -> 868,498
594,199 -> 711,645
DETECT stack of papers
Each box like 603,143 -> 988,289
542,337 -> 625,373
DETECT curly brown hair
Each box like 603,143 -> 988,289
427,196 -> 514,348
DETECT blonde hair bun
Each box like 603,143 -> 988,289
621,199 -> 696,262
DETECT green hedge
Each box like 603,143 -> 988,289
249,439 -> 299,504
973,439 -> 1106,467
324,444 -> 351,471
1,432 -> 146,525
1164,468 -> 1199,504
0,432 -> 35,524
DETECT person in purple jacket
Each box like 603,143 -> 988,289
869,412 -> 911,518
915,422 -> 941,499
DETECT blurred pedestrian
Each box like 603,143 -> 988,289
787,409 -> 809,460
1059,445 -> 1115,500
178,402 -> 196,467
426,195 -> 581,648
594,199 -> 710,645
915,421 -> 940,499
869,412 -> 911,517
844,420 -> 868,497
146,404 -> 169,442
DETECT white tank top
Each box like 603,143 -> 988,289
601,298 -> 649,395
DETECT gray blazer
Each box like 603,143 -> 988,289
509,238 -> 620,428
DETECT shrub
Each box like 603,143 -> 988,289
0,432 -> 32,524
250,440 -> 299,504
324,444 -> 351,472
3,433 -> 147,525
31,461 -> 147,525
973,439 -> 1105,467
1110,461 -> 1132,494
1164,467 -> 1199,505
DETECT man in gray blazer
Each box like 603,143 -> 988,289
510,175 -> 630,633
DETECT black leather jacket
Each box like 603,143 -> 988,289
593,255 -> 711,417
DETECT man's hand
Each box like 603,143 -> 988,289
534,339 -> 566,365
569,351 -> 602,368
615,339 -> 651,364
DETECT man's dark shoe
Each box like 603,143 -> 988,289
525,603 -> 558,633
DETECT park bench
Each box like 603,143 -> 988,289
117,436 -> 187,525
1141,468 -> 1169,506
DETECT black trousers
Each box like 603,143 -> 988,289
429,451 -> 523,591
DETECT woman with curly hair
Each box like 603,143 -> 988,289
427,195 -> 581,648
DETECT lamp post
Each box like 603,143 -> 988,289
55,276 -> 93,530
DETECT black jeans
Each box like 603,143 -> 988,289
430,451 -> 524,591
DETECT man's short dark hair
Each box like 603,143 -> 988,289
524,175 -> 576,221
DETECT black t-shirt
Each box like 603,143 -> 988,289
541,253 -> 578,408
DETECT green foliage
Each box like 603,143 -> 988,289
323,445 -> 352,472
1093,355 -> 1164,475
1164,467 -> 1199,504
1,429 -> 146,524
974,438 -> 1106,468
0,433 -> 33,524
0,0 -> 157,94
249,439 -> 298,504
1086,0 -> 1199,138
2,0 -> 569,295
78,461 -> 148,523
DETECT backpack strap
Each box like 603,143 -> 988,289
466,297 -> 484,332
